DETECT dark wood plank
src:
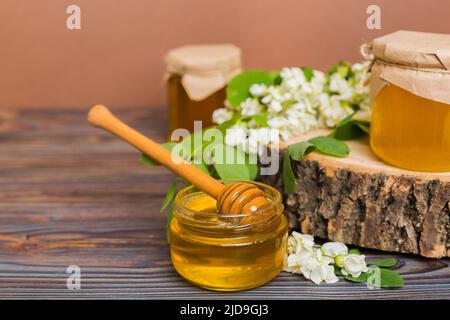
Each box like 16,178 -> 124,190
0,107 -> 449,299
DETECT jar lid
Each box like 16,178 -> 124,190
165,44 -> 242,101
369,30 -> 450,105
165,44 -> 241,73
372,30 -> 450,70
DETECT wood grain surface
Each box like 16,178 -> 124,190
0,107 -> 449,299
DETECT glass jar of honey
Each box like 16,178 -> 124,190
165,44 -> 242,134
170,181 -> 288,291
369,31 -> 450,172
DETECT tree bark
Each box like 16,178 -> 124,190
260,132 -> 450,258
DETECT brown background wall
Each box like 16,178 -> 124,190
1,0 -> 449,109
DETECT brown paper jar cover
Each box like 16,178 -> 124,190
369,30 -> 450,105
164,44 -> 241,134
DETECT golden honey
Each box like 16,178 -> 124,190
170,181 -> 288,291
371,85 -> 450,172
167,74 -> 226,133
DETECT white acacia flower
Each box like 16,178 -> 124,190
269,100 -> 283,113
267,116 -> 289,130
225,126 -> 247,147
286,109 -> 318,134
284,253 -> 302,273
322,242 -> 348,258
287,235 -> 298,254
329,73 -> 353,100
244,131 -> 261,155
290,231 -> 315,253
309,262 -> 339,285
212,108 -> 232,125
284,232 -> 346,285
240,98 -> 262,116
295,249 -> 337,285
261,87 -> 286,105
280,67 -> 306,89
253,128 -> 277,145
214,62 -> 370,150
341,254 -> 368,278
249,83 -> 267,97
312,70 -> 325,82
318,93 -> 353,127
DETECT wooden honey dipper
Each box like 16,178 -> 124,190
87,105 -> 272,215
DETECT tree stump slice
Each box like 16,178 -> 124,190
261,130 -> 450,258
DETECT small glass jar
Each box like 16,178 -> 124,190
170,181 -> 288,291
369,30 -> 450,172
167,74 -> 226,133
165,44 -> 241,134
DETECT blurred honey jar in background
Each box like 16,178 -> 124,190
369,31 -> 450,172
165,44 -> 242,134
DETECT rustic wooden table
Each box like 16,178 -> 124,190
0,107 -> 449,299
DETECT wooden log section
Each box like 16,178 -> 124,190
261,130 -> 450,258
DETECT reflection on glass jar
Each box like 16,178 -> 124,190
170,181 -> 288,291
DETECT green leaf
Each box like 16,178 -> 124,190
308,136 -> 349,158
192,162 -> 210,175
357,121 -> 371,134
213,143 -> 251,180
348,248 -> 361,255
178,130 -> 203,159
302,67 -> 314,81
160,180 -> 177,212
288,141 -> 316,161
166,205 -> 174,243
283,152 -> 296,194
244,114 -> 268,127
226,70 -> 273,106
141,142 -> 176,166
369,258 -> 397,268
334,266 -> 343,276
172,128 -> 219,164
333,115 -> 368,141
345,272 -> 369,283
217,114 -> 241,132
246,163 -> 259,181
367,268 -> 404,288
269,70 -> 282,85
328,61 -> 352,78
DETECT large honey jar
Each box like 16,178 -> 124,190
165,44 -> 241,134
369,31 -> 450,172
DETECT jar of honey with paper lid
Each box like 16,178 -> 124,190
369,30 -> 450,172
165,44 -> 241,134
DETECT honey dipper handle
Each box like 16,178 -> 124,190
88,105 -> 225,199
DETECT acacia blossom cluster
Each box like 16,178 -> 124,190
212,62 -> 370,154
284,232 -> 368,285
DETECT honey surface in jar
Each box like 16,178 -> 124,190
170,191 -> 287,291
371,85 -> 450,172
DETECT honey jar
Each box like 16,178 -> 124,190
165,44 -> 242,134
369,31 -> 450,172
170,181 -> 288,291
